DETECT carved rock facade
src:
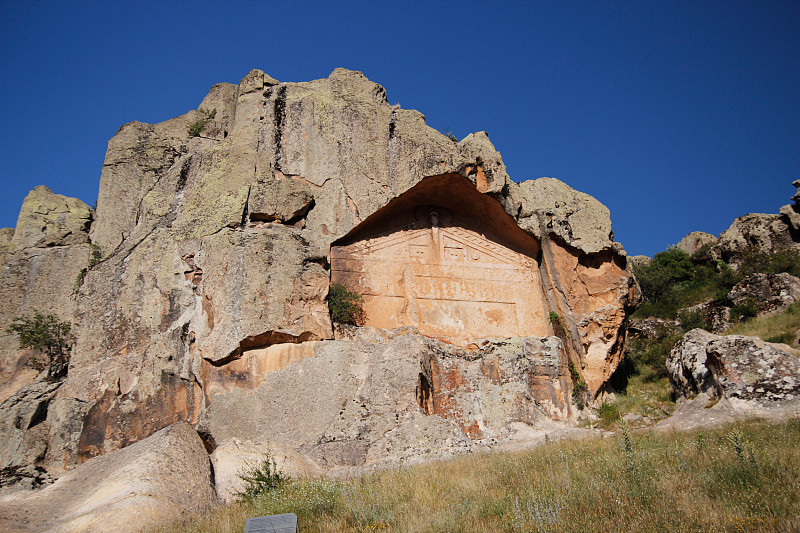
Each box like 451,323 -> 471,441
0,69 -> 638,493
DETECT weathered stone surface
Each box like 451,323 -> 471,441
667,329 -> 800,407
779,179 -> 800,231
0,420 -> 215,533
629,255 -> 652,267
675,231 -> 717,256
711,213 -> 797,266
0,68 -> 636,487
680,300 -> 732,333
202,330 -> 573,496
0,381 -> 61,488
627,318 -> 680,339
728,273 -> 800,315
515,177 -> 615,255
10,186 -> 92,250
0,188 -> 92,403
331,175 -> 549,346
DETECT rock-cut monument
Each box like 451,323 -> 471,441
0,68 -> 639,528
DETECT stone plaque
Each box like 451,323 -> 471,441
332,206 -> 549,345
244,513 -> 298,533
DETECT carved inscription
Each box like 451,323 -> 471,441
331,207 -> 549,346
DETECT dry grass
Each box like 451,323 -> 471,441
725,302 -> 800,351
155,418 -> 800,532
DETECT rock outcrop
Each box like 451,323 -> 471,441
675,231 -> 717,256
728,272 -> 800,316
0,68 -> 638,500
0,421 -> 215,532
779,179 -> 800,232
0,187 -> 93,403
667,329 -> 800,410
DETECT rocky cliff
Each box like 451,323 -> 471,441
0,68 -> 638,491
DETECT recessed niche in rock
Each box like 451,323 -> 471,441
331,174 -> 550,346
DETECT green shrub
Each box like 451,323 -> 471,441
328,284 -> 366,325
597,401 -> 621,427
187,107 -> 217,137
568,360 -> 587,409
235,453 -> 287,502
730,297 -> 758,323
7,311 -> 73,378
738,248 -> 800,277
677,309 -> 711,332
88,244 -> 102,267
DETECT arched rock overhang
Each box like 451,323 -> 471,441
331,174 -> 550,346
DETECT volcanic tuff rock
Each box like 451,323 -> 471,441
728,272 -> 800,316
0,68 -> 637,496
0,421 -> 215,533
675,231 -> 717,256
667,329 -> 800,409
0,187 -> 93,403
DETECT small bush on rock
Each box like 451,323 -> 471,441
328,284 -> 366,325
7,311 -> 73,379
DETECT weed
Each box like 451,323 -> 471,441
567,359 -> 587,409
75,268 -> 87,290
88,244 -> 102,267
597,401 -> 620,428
327,284 -> 366,325
234,453 -> 287,502
677,308 -> 711,332
187,107 -> 217,137
729,297 -> 758,322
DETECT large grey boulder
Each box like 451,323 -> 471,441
779,178 -> 800,231
0,421 -> 215,533
667,329 -> 800,410
711,213 -> 797,266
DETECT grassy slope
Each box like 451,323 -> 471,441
724,302 -> 800,347
157,418 -> 800,533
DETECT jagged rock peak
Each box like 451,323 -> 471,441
10,185 -> 92,250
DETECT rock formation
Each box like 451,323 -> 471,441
0,421 -> 215,532
0,68 -> 638,502
667,329 -> 800,412
675,231 -> 717,256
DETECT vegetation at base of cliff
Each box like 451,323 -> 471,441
327,284 -> 366,326
6,311 -> 73,378
155,418 -> 800,533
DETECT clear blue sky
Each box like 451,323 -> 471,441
1,1 -> 798,257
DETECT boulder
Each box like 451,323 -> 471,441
0,421 -> 215,533
0,381 -> 62,489
10,186 -> 92,251
667,329 -> 800,410
675,231 -> 717,256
